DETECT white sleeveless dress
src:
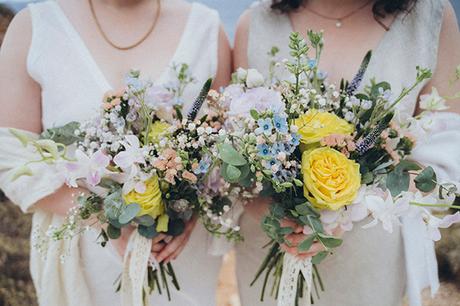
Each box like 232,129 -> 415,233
26,2 -> 222,305
236,1 -> 446,306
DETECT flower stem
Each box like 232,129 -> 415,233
410,202 -> 460,210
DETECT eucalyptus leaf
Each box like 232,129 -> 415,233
118,204 -> 140,224
138,224 -> 158,239
40,121 -> 81,145
218,143 -> 247,166
227,164 -> 242,181
107,224 -> 121,239
415,166 -> 437,192
135,215 -> 155,227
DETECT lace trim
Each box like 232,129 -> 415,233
278,254 -> 312,306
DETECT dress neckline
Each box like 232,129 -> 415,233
283,10 -> 403,86
50,1 -> 197,91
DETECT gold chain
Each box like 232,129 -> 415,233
304,0 -> 373,28
88,0 -> 161,51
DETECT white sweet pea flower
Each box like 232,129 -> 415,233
65,149 -> 111,187
113,135 -> 146,170
419,87 -> 449,111
246,69 -> 265,88
423,211 -> 460,241
120,165 -> 151,195
362,193 -> 409,233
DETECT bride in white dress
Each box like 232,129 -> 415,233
0,0 -> 231,305
233,0 -> 460,306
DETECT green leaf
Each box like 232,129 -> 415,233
250,109 -> 259,120
298,235 -> 315,252
311,251 -> 328,265
415,166 -> 437,193
40,121 -> 81,145
293,179 -> 303,187
226,164 -> 242,181
138,224 -> 158,239
107,224 -> 121,239
295,204 -> 317,216
135,215 -> 155,227
317,233 -> 343,249
386,160 -> 420,197
118,204 -> 140,224
218,143 -> 247,166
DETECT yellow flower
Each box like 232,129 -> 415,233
294,110 -> 354,145
302,147 -> 361,210
123,176 -> 169,232
148,121 -> 171,144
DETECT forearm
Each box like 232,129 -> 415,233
34,185 -> 86,216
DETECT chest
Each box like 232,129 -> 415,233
290,13 -> 393,84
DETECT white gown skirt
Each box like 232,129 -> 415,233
235,212 -> 406,306
80,224 -> 222,306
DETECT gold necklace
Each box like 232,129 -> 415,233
304,0 -> 373,28
89,0 -> 161,51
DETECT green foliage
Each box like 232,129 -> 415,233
138,224 -> 158,239
118,203 -> 140,224
415,166 -> 437,193
107,224 -> 121,239
218,143 -> 247,166
40,121 -> 81,145
387,160 -> 421,197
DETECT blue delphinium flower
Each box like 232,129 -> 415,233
257,144 -> 272,157
193,157 -> 211,175
308,59 -> 317,69
273,169 -> 295,182
255,118 -> 273,135
263,158 -> 281,170
291,133 -> 301,146
271,142 -> 286,155
273,114 -> 288,133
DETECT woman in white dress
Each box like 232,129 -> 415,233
233,0 -> 460,305
0,0 -> 231,305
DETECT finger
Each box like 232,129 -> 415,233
284,233 -> 306,247
164,228 -> 193,263
280,219 -> 303,233
151,242 -> 166,252
156,235 -> 186,262
152,234 -> 168,244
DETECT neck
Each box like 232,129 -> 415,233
304,0 -> 373,16
98,0 -> 153,9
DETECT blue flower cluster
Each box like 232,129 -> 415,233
193,155 -> 211,175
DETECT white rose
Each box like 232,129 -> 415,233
419,87 -> 449,111
246,69 -> 265,88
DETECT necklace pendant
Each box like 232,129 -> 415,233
336,20 -> 343,28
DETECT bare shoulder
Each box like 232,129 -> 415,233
441,1 -> 460,34
0,7 -> 32,55
162,0 -> 193,18
233,9 -> 252,69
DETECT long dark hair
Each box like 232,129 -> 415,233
271,0 -> 418,18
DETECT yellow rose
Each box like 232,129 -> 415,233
123,176 -> 169,232
302,147 -> 361,210
148,121 -> 171,144
294,110 -> 354,145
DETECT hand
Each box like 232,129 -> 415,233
155,216 -> 197,264
110,226 -> 135,258
279,220 -> 343,260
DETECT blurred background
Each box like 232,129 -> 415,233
0,1 -> 459,306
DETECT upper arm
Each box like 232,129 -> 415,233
0,8 -> 42,133
233,10 -> 251,71
419,2 -> 460,113
212,24 -> 232,90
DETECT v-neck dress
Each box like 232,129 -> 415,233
26,2 -> 222,305
235,1 -> 446,306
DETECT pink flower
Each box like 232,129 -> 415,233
182,171 -> 198,184
65,149 -> 111,187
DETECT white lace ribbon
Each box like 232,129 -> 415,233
278,254 -> 312,306
121,231 -> 152,306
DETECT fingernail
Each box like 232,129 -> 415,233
164,236 -> 173,243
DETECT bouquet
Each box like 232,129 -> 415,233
10,66 -> 241,304
216,31 -> 460,305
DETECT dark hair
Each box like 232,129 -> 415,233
271,0 -> 418,18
